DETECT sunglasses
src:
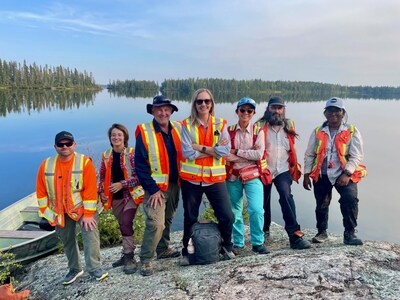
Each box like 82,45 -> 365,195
195,99 -> 212,105
239,108 -> 254,114
325,107 -> 343,114
56,141 -> 74,148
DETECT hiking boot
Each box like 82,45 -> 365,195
343,230 -> 363,246
62,269 -> 83,285
252,244 -> 270,254
221,247 -> 235,260
89,269 -> 108,281
112,252 -> 125,268
232,246 -> 245,256
140,262 -> 153,276
157,247 -> 180,259
264,231 -> 271,242
290,230 -> 311,250
123,252 -> 138,274
179,255 -> 190,267
312,230 -> 328,243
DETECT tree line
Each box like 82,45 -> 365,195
108,78 -> 400,101
0,59 -> 100,90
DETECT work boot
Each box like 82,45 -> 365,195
343,230 -> 363,246
112,252 -> 125,268
312,230 -> 328,243
123,252 -> 138,274
140,262 -> 153,276
290,230 -> 311,250
252,244 -> 270,254
157,247 -> 180,259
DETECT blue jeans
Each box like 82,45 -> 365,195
313,174 -> 359,232
181,180 -> 234,256
227,178 -> 264,247
263,171 -> 300,235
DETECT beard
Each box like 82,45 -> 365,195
264,110 -> 285,126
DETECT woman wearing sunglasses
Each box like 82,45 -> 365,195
179,88 -> 235,266
98,123 -> 144,274
225,97 -> 270,255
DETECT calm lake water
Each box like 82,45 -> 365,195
1,89 -> 399,244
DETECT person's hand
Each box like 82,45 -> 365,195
99,192 -> 107,203
303,174 -> 312,190
149,190 -> 165,209
192,143 -> 200,151
218,138 -> 229,146
80,217 -> 98,231
336,173 -> 351,187
252,144 -> 261,150
109,182 -> 123,193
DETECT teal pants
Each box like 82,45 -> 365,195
227,178 -> 264,247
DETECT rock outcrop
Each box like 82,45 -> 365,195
15,223 -> 400,299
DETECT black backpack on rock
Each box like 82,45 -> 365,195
188,220 -> 222,265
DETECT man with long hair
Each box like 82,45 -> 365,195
256,96 -> 311,250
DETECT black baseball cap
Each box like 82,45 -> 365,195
55,131 -> 74,144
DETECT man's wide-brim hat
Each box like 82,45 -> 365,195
146,95 -> 178,115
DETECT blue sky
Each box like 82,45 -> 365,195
1,0 -> 399,86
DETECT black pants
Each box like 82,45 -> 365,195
313,174 -> 359,232
181,180 -> 234,256
263,171 -> 300,235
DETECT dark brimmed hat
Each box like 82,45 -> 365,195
146,95 -> 178,115
55,131 -> 74,144
268,96 -> 286,107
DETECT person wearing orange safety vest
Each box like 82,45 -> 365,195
36,131 -> 108,285
98,123 -> 144,275
304,97 -> 367,246
225,97 -> 270,255
256,96 -> 311,250
134,95 -> 182,276
179,88 -> 235,266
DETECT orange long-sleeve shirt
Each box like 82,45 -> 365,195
36,153 -> 98,219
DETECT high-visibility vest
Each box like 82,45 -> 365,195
37,153 -> 97,227
309,124 -> 367,183
256,119 -> 302,183
226,123 -> 269,181
180,116 -> 227,183
101,147 -> 144,210
135,121 -> 182,191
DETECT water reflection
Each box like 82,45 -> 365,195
0,89 -> 99,117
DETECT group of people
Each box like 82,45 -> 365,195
36,88 -> 367,285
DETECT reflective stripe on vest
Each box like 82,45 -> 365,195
309,124 -> 367,183
227,123 -> 269,175
256,119 -> 301,182
180,117 -> 227,182
44,154 -> 85,221
102,148 -> 144,206
140,121 -> 182,190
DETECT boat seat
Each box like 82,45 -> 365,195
0,230 -> 50,239
20,206 -> 39,213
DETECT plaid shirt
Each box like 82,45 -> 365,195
98,149 -> 140,202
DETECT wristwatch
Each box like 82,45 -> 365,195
343,169 -> 352,176
201,146 -> 207,153
235,149 -> 239,155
